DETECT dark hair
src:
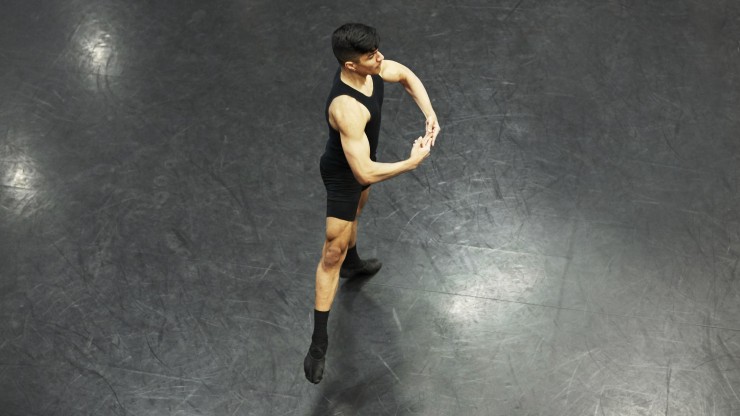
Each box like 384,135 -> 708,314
331,23 -> 380,65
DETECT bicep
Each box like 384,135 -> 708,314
340,129 -> 371,172
330,99 -> 372,177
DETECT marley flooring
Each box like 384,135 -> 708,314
2,0 -> 740,415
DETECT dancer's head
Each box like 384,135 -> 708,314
332,23 -> 381,68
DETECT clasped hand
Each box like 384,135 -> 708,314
425,114 -> 441,146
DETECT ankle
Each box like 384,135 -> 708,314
342,245 -> 362,268
309,340 -> 327,359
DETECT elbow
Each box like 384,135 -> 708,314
352,163 -> 375,186
354,169 -> 373,186
356,174 -> 373,186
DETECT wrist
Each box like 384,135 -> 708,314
405,157 -> 419,170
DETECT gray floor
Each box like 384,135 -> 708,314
2,0 -> 740,415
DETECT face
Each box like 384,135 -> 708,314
348,49 -> 384,75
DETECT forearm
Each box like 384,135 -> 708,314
356,158 -> 416,185
402,73 -> 436,118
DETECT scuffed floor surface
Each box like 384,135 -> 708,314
2,0 -> 740,415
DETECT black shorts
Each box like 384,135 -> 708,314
320,156 -> 370,222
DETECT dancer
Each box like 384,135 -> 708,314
304,23 -> 440,384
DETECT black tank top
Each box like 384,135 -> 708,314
322,69 -> 384,172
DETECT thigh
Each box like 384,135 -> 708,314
321,163 -> 364,222
358,187 -> 371,209
356,186 -> 371,216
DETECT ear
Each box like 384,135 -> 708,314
344,61 -> 357,72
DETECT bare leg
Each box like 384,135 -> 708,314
341,187 -> 382,279
305,217 -> 353,384
306,189 -> 371,384
315,217 -> 353,310
349,187 -> 371,248
339,188 -> 383,278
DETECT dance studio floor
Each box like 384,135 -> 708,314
2,0 -> 740,414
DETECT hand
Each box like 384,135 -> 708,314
409,131 -> 433,167
425,114 -> 441,146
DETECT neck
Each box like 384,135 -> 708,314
340,67 -> 369,89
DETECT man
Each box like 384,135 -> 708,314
304,23 -> 440,384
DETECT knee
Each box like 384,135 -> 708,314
322,242 -> 348,270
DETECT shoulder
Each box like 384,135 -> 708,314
379,60 -> 410,83
328,96 -> 369,131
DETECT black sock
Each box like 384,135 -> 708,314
310,309 -> 329,359
343,245 -> 362,269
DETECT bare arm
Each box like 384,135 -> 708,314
330,96 -> 431,186
380,60 -> 441,145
